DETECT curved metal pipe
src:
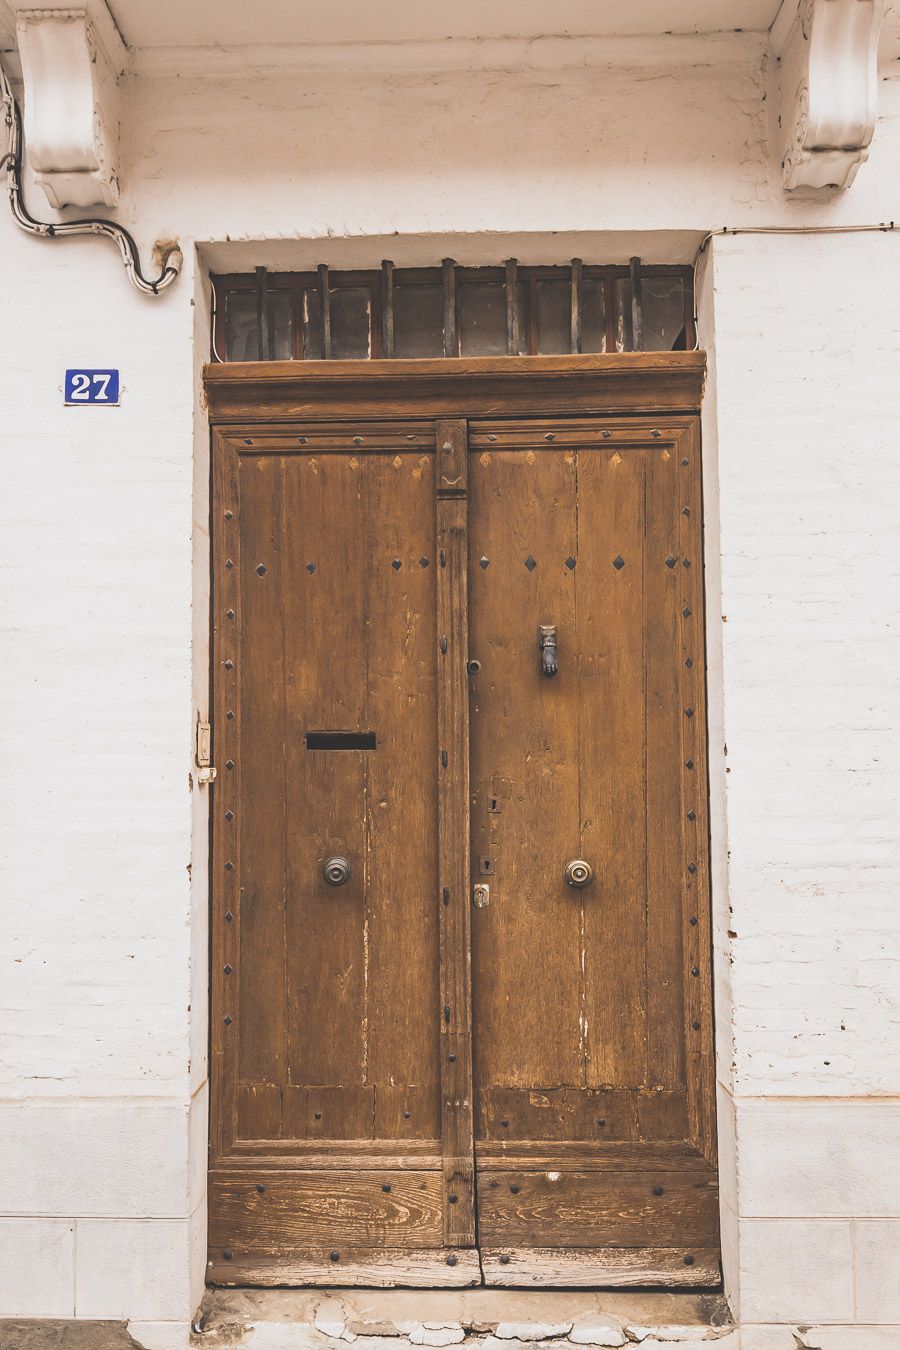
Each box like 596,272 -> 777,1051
0,58 -> 181,296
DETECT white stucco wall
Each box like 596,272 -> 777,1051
0,29 -> 898,1341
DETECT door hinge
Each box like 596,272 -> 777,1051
196,718 -> 217,785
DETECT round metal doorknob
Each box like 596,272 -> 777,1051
323,856 -> 351,887
564,859 -> 593,889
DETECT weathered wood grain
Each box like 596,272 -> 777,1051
204,354 -> 707,423
480,1246 -> 720,1287
207,1247 -> 482,1288
435,418 -> 476,1248
643,441 -> 688,1092
237,453 -> 288,1101
468,445 -> 581,1094
211,431 -> 242,1160
677,421 -> 718,1166
282,451 -> 368,1105
365,449 -> 442,1137
477,1170 -> 719,1247
210,1171 -> 444,1250
476,1087 -> 688,1143
476,1139 -> 708,1169
220,1141 -> 442,1169
210,392 -> 718,1285
577,445 -> 648,1089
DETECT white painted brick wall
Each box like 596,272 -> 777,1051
0,31 -> 898,1331
0,227 -> 201,1318
708,233 -> 900,1102
704,231 -> 900,1327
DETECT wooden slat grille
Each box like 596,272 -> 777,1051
212,260 -> 694,362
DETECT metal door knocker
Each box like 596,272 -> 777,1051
539,624 -> 558,677
323,856 -> 351,886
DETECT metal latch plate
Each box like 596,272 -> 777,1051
196,719 -> 216,784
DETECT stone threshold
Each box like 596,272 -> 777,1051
193,1288 -> 733,1349
0,1292 -> 735,1350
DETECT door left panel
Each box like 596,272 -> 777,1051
209,424 -> 471,1285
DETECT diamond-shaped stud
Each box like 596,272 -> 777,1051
391,559 -> 402,571
479,556 -> 490,569
256,563 -> 267,576
306,562 -> 316,573
613,556 -> 625,570
524,556 -> 537,571
666,556 -> 676,569
565,557 -> 576,570
419,557 -> 430,568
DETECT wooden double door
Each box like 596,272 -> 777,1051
209,394 -> 719,1288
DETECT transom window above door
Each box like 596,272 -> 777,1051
211,259 -> 694,362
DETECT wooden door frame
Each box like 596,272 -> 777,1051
203,352 -> 706,424
203,352 -> 716,1289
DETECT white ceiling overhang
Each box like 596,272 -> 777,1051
0,0 -> 896,207
0,0 -> 787,51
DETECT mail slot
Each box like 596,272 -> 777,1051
305,731 -> 377,750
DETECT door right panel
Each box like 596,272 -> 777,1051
467,417 -> 719,1287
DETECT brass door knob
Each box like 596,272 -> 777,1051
323,856 -> 351,886
564,859 -> 593,889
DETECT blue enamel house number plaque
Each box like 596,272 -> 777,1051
65,369 -> 120,405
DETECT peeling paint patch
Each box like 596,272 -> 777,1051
494,1325 -> 573,1342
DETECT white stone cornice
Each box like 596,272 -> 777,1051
773,0 -> 883,192
12,3 -> 127,208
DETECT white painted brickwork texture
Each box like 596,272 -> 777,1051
0,32 -> 898,1336
707,233 -> 900,1327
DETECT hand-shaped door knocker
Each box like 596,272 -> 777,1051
539,624 -> 558,678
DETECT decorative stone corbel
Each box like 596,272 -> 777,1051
772,0 -> 883,191
14,4 -> 127,208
